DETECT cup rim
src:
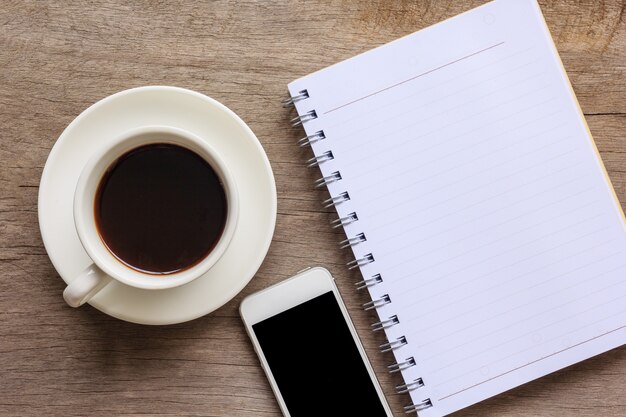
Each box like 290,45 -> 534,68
73,125 -> 239,290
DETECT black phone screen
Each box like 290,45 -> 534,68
252,291 -> 388,417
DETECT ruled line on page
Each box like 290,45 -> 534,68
394,217 -> 606,299
321,45 -> 537,131
323,49 -> 541,140
396,227 -> 618,350
415,254 -> 624,368
403,235 -> 616,334
371,156 -> 584,252
364,128 -> 570,227
418,252 -> 624,352
401,236 -> 619,334
347,103 -> 563,199
323,41 -> 506,114
427,261 -> 626,368
447,296 -> 626,377
331,66 -> 545,155
391,215 -> 606,295
372,160 -> 584,272
339,77 -> 554,173
382,192 -> 596,282
437,324 -> 626,401
373,156 -> 580,258
384,190 -> 597,280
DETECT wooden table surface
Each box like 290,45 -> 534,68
1,1 -> 625,416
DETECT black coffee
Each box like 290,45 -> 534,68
95,143 -> 227,275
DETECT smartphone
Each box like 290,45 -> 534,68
240,266 -> 393,417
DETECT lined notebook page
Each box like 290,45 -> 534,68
289,0 -> 626,415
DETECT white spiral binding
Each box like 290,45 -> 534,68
307,151 -> 334,168
346,253 -> 374,269
286,89 -> 432,414
331,212 -> 358,229
298,130 -> 326,147
380,336 -> 407,353
355,273 -> 383,289
396,378 -> 424,394
362,294 -> 390,310
282,89 -> 309,107
404,399 -> 433,414
315,171 -> 342,188
291,110 -> 317,127
339,232 -> 366,249
322,191 -> 350,208
388,357 -> 416,373
371,315 -> 399,331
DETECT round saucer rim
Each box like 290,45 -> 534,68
38,86 -> 277,325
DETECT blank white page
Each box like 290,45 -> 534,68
288,0 -> 626,415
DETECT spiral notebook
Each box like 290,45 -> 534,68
285,0 -> 626,415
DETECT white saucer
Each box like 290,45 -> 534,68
38,86 -> 277,325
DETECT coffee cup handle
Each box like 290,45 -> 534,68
63,264 -> 112,307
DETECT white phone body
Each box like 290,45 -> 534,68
239,266 -> 393,417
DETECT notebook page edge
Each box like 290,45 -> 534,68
528,0 -> 626,229
287,0 -> 498,90
412,1 -> 626,414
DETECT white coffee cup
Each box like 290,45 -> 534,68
64,125 -> 239,307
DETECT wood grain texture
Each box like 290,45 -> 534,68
0,1 -> 625,416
